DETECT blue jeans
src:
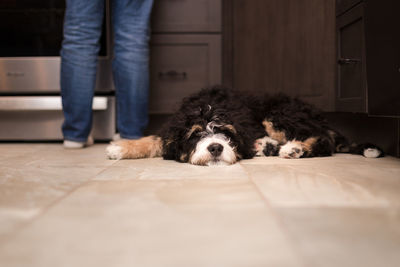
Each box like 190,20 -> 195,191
61,0 -> 154,142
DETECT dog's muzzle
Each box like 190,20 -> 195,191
189,134 -> 237,166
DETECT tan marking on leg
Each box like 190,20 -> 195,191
111,135 -> 162,159
299,137 -> 318,153
262,120 -> 287,144
186,124 -> 203,139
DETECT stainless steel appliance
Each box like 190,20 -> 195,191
0,0 -> 115,140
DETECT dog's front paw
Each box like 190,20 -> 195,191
263,142 -> 280,156
279,141 -> 304,159
254,136 -> 279,156
106,142 -> 124,160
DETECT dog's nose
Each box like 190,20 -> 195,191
207,143 -> 224,157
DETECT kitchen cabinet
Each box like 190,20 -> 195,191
149,0 -> 222,114
336,0 -> 400,116
223,0 -> 336,111
336,2 -> 366,112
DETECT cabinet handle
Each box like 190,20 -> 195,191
158,70 -> 187,79
338,58 -> 361,65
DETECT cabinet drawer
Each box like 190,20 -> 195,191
149,34 -> 221,114
151,0 -> 221,32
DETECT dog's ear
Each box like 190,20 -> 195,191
162,126 -> 190,161
162,138 -> 179,160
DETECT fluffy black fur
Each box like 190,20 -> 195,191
158,85 -> 383,164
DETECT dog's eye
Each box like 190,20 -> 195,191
217,128 -> 234,138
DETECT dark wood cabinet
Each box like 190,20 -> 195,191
151,0 -> 221,32
336,0 -> 400,116
224,0 -> 336,111
149,0 -> 222,114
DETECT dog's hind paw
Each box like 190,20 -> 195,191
279,141 -> 304,159
106,143 -> 124,160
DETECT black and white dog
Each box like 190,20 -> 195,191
106,86 -> 383,166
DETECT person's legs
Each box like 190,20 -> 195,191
112,0 -> 154,139
60,0 -> 105,143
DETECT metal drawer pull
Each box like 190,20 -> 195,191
0,96 -> 108,111
158,70 -> 187,79
338,58 -> 361,64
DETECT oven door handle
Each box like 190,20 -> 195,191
0,96 -> 108,111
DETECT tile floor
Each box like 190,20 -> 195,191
0,143 -> 400,267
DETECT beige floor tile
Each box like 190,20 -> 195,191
0,179 -> 303,267
0,144 -> 49,166
96,158 -> 249,180
0,165 -> 109,240
0,144 -> 44,157
276,207 -> 400,267
27,144 -> 113,167
0,144 -> 114,241
0,144 -> 113,168
242,155 -> 400,207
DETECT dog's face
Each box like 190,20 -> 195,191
182,121 -> 242,166
162,90 -> 261,166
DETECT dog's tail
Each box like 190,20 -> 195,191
106,135 -> 163,160
330,130 -> 384,158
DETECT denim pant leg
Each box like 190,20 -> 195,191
60,0 -> 105,142
112,0 -> 154,139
